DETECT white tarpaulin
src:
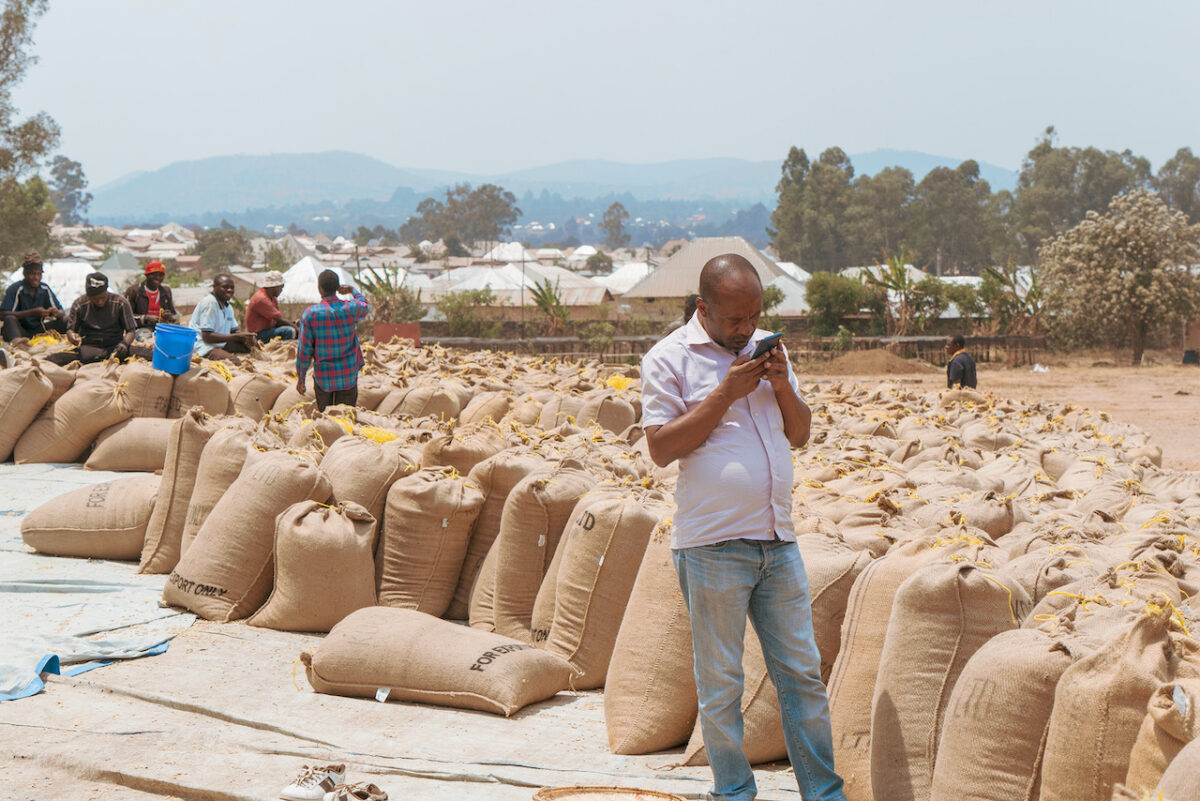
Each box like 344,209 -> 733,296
278,256 -> 360,305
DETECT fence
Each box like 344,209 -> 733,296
793,335 -> 1045,365
422,334 -> 661,363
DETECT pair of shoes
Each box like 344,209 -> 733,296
324,783 -> 387,801
280,764 -> 347,801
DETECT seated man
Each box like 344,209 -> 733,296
245,271 -> 297,342
1,253 -> 68,342
125,260 -> 178,338
190,273 -> 256,361
46,273 -> 150,366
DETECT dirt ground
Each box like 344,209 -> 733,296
807,352 -> 1200,471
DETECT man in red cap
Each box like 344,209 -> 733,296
124,260 -> 178,337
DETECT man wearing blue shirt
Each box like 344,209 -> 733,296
1,254 -> 68,342
190,273 -> 257,360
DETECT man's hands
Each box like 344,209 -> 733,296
338,285 -> 353,295
717,352 -> 771,402
234,332 -> 257,349
296,375 -> 307,396
47,307 -> 64,320
764,346 -> 790,391
66,331 -> 81,346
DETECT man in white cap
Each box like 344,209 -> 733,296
245,270 -> 296,343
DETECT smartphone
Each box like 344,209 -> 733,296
751,332 -> 783,360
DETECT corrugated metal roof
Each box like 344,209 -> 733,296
620,237 -> 787,298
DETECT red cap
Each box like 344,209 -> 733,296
145,261 -> 166,275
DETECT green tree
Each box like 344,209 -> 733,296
529,279 -> 571,335
761,283 -> 785,332
908,277 -> 950,333
944,282 -> 986,329
47,155 -> 90,225
0,174 -> 55,268
263,243 -> 290,272
581,320 -> 615,357
359,267 -> 424,323
768,146 -> 811,264
800,147 -> 856,272
398,183 -> 521,249
436,288 -> 498,337
585,250 -> 613,274
1012,126 -> 1151,262
978,261 -> 1045,336
192,227 -> 253,272
805,271 -> 873,336
844,166 -> 914,263
1154,147 -> 1200,223
860,250 -> 922,335
907,161 -> 994,274
600,201 -> 630,250
1040,189 -> 1200,365
352,225 -> 374,246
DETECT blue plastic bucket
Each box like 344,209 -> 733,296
152,323 -> 197,374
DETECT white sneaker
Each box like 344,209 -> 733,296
280,764 -> 347,801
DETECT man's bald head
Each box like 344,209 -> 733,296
695,253 -> 764,353
698,254 -> 762,303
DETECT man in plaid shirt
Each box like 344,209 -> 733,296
296,270 -> 371,411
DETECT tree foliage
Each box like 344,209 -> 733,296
435,288 -> 499,337
600,201 -> 630,250
193,227 -> 253,271
805,271 -> 874,336
0,174 -> 54,268
585,250 -> 613,274
1040,189 -> 1200,364
48,155 -> 90,225
359,267 -> 424,324
529,278 -> 571,335
1154,147 -> 1200,223
399,183 -> 521,249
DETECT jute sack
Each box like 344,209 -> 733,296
168,366 -> 231,417
452,450 -> 550,621
468,539 -> 501,631
247,501 -> 377,633
828,535 -> 991,801
930,628 -> 1083,801
38,359 -> 76,402
302,607 -> 574,716
139,409 -> 218,574
492,462 -> 594,641
536,394 -> 584,429
682,627 -> 787,767
459,391 -> 513,426
503,395 -> 542,426
1123,678 -> 1200,795
229,372 -> 286,419
21,476 -> 160,560
399,385 -> 461,420
420,425 -> 507,475
118,361 -> 174,417
870,561 -> 1032,801
798,544 -> 875,683
269,383 -> 315,416
542,492 -> 665,689
1040,600 -> 1200,801
14,378 -> 132,464
163,449 -> 331,621
0,362 -> 53,461
575,391 -> 637,434
373,384 -> 411,416
1157,737 -> 1200,801
377,467 -> 485,616
178,421 -> 266,558
354,375 -> 390,411
85,417 -> 175,472
530,518 -> 571,644
604,519 -> 697,755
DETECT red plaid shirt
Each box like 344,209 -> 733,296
297,289 -> 370,391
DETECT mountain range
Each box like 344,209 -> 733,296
89,149 -> 1020,226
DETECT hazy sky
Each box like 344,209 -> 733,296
15,0 -> 1200,187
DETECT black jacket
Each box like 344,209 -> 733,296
124,282 -> 177,327
947,350 -> 977,389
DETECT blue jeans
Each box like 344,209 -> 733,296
673,539 -> 845,801
256,325 -> 296,342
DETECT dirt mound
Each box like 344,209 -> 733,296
817,348 -> 939,376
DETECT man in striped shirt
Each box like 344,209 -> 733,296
296,270 -> 370,411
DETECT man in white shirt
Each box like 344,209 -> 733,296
189,273 -> 256,360
640,254 -> 844,801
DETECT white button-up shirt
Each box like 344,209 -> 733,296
641,314 -> 799,549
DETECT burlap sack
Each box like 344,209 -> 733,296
798,544 -> 875,682
1040,602 -> 1200,801
20,476 -> 160,560
269,383 -> 314,415
14,378 -> 132,464
492,462 -> 594,641
85,417 -> 174,472
38,359 -> 76,402
530,522 -> 570,645
0,362 -> 52,461
354,375 -> 389,411
828,535 -> 987,801
468,540 -> 501,631
247,501 -> 377,633
420,426 -> 507,475
575,391 -> 637,434
536,394 -> 584,429
163,449 -> 331,621
229,372 -> 286,419
870,561 -> 1032,801
451,450 -> 548,621
930,628 -> 1082,801
139,409 -> 218,574
604,519 -> 697,755
503,395 -> 543,426
377,468 -> 485,616
302,607 -> 574,716
458,391 -> 513,426
168,366 -> 232,417
1124,678 -> 1200,795
178,422 -> 264,558
682,627 -> 787,767
117,361 -> 173,418
1157,737 -> 1200,801
399,385 -> 461,420
542,492 -> 665,688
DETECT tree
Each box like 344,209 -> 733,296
585,250 -> 613,274
805,271 -> 874,336
908,277 -> 950,333
192,227 -> 253,272
600,201 -> 630,250
529,279 -> 571,335
47,155 -> 90,225
907,161 -> 993,274
263,243 -> 290,272
398,183 -> 521,249
844,167 -> 914,264
860,250 -> 922,335
799,147 -> 856,272
768,146 -> 810,264
0,174 -> 55,268
435,288 -> 499,337
1040,189 -> 1200,365
359,267 -> 424,324
352,225 -> 374,246
979,261 -> 1045,335
1154,147 -> 1200,223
